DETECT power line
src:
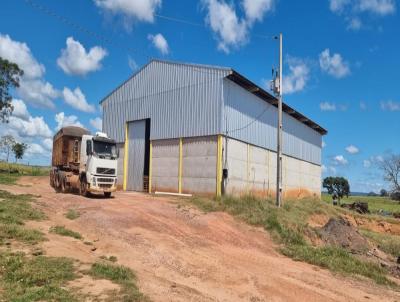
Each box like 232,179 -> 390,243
24,0 -> 152,59
226,105 -> 272,134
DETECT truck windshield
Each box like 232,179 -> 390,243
93,140 -> 117,159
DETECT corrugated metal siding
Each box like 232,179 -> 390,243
223,79 -> 322,165
102,61 -> 230,143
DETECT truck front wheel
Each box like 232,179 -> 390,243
79,178 -> 90,197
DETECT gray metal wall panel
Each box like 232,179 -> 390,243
222,79 -> 322,165
127,120 -> 146,191
102,61 -> 229,143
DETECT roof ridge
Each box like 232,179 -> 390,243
150,58 -> 232,72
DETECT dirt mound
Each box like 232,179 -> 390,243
319,217 -> 372,253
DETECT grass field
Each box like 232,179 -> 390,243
322,193 -> 399,214
0,161 -> 50,185
187,195 -> 396,287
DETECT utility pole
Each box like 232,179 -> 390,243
276,33 -> 283,208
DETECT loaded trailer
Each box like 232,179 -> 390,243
50,126 -> 118,197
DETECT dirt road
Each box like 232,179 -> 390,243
1,177 -> 399,302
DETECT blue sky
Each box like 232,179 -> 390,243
0,0 -> 399,193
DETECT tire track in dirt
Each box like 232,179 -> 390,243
1,176 -> 399,302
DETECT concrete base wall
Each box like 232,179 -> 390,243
224,137 -> 321,198
120,135 -> 321,198
152,139 -> 180,192
182,136 -> 217,195
151,136 -> 217,194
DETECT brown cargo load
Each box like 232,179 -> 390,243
52,126 -> 90,170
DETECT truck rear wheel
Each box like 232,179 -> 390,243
61,176 -> 68,193
79,178 -> 90,197
104,192 -> 112,198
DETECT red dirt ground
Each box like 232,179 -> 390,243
1,176 -> 399,302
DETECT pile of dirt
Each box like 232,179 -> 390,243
319,217 -> 372,254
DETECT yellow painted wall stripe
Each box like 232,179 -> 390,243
148,141 -> 152,194
216,135 -> 223,197
247,143 -> 250,193
123,122 -> 129,191
178,138 -> 183,194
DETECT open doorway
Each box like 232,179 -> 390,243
127,118 -> 151,192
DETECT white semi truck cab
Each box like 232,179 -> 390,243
50,127 -> 118,198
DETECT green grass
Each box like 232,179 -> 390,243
50,226 -> 82,240
0,172 -> 20,185
0,251 -> 77,301
65,209 -> 80,220
187,195 -> 395,287
0,190 -> 46,244
361,229 -> 400,258
322,193 -> 400,215
88,262 -> 148,301
0,162 -> 50,185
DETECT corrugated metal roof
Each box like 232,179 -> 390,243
100,59 -> 327,135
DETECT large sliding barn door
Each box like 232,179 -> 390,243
127,120 -> 146,191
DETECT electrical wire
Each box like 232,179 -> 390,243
24,0 -> 152,59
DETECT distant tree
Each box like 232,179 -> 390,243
0,57 -> 23,122
0,135 -> 16,162
380,189 -> 388,197
367,191 -> 378,197
379,155 -> 400,195
390,191 -> 400,201
12,142 -> 27,163
323,176 -> 350,204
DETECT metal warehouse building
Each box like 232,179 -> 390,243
101,60 -> 327,198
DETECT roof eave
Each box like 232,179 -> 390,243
226,70 -> 328,136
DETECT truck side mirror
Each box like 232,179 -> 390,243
86,140 -> 93,156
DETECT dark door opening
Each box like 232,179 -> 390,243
143,118 -> 151,192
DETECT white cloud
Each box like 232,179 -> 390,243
363,159 -> 371,168
358,0 -> 396,15
94,0 -> 161,23
0,34 -> 44,79
329,0 -> 395,29
282,57 -> 310,94
380,100 -> 400,111
320,102 -> 337,111
203,0 -> 275,52
147,33 -> 169,55
62,87 -> 95,113
330,0 -> 351,13
90,117 -> 102,131
203,0 -> 248,53
57,37 -> 107,76
333,155 -> 348,165
0,34 -> 59,108
26,143 -> 46,156
43,138 -> 53,150
346,145 -> 359,154
360,101 -> 367,110
8,115 -> 52,138
55,112 -> 83,131
347,17 -> 362,30
243,0 -> 275,23
128,56 -> 138,71
18,79 -> 59,109
11,99 -> 30,121
2,99 -> 52,139
319,49 -> 350,78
